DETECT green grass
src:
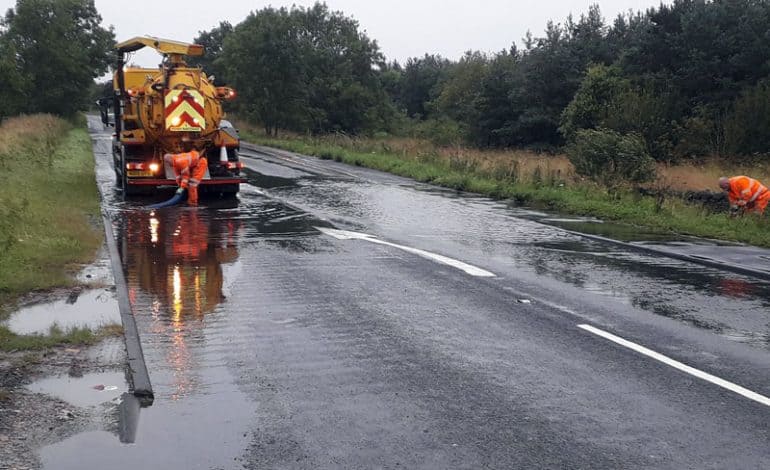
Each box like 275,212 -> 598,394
0,114 -> 103,316
0,323 -> 123,352
243,131 -> 770,247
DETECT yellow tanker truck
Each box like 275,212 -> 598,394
101,37 -> 245,197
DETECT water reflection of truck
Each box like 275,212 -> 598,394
119,208 -> 241,319
101,36 -> 245,197
118,208 -> 241,402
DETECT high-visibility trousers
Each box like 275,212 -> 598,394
183,157 -> 207,206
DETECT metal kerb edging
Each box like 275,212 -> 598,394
102,211 -> 154,404
561,229 -> 770,282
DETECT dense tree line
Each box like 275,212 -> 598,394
201,4 -> 395,136
388,0 -> 770,161
195,0 -> 770,162
0,0 -> 114,119
3,0 -> 770,165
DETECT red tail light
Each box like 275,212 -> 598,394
126,87 -> 144,97
126,162 -> 160,172
215,87 -> 237,100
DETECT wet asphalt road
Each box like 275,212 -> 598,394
45,117 -> 770,469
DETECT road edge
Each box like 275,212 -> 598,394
101,212 -> 154,404
87,119 -> 154,404
560,229 -> 770,282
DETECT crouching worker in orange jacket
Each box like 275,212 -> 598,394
164,149 -> 208,206
718,175 -> 770,216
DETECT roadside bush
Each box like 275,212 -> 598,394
567,128 -> 656,191
724,80 -> 770,157
410,118 -> 465,146
560,66 -> 680,162
674,112 -> 717,159
559,64 -> 629,141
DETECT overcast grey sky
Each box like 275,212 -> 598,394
2,0 -> 667,66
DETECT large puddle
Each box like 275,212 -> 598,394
38,121 -> 271,468
26,370 -> 126,408
4,288 -> 120,335
254,166 -> 770,350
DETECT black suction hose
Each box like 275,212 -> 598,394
148,189 -> 187,209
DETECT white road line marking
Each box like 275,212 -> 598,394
315,227 -> 495,277
578,324 -> 770,408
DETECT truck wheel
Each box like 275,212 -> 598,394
121,167 -> 129,200
119,146 -> 132,200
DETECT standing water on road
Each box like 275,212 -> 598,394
44,117 -> 770,468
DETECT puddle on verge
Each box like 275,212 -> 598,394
25,371 -> 126,408
4,288 -> 120,335
39,390 -> 253,469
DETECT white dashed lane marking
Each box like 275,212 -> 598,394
579,324 -> 770,408
316,227 -> 495,278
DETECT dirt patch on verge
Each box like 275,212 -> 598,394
0,244 -> 124,470
0,341 -> 126,470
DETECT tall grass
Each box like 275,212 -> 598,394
0,115 -> 102,313
656,160 -> 770,192
0,323 -> 123,352
239,125 -> 769,247
237,125 -> 574,185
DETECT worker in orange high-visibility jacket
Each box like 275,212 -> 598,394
164,149 -> 208,206
718,175 -> 770,216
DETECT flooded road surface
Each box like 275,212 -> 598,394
50,117 -> 770,469
239,147 -> 770,349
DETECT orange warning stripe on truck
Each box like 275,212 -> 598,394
165,90 -> 205,131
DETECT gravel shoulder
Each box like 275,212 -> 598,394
0,247 -> 127,470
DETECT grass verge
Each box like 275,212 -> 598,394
241,130 -> 769,247
0,114 -> 103,318
0,323 -> 123,352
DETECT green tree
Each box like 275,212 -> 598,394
190,21 -> 233,86
567,128 -> 656,190
2,0 -> 114,117
222,7 -> 307,135
222,2 -> 391,135
724,80 -> 770,156
457,6 -> 619,148
0,35 -> 27,120
298,3 -> 391,134
470,49 -> 522,147
559,64 -> 629,140
511,6 -> 615,146
435,51 -> 488,138
560,64 -> 681,161
399,54 -> 452,119
379,61 -> 403,104
622,0 -> 770,107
